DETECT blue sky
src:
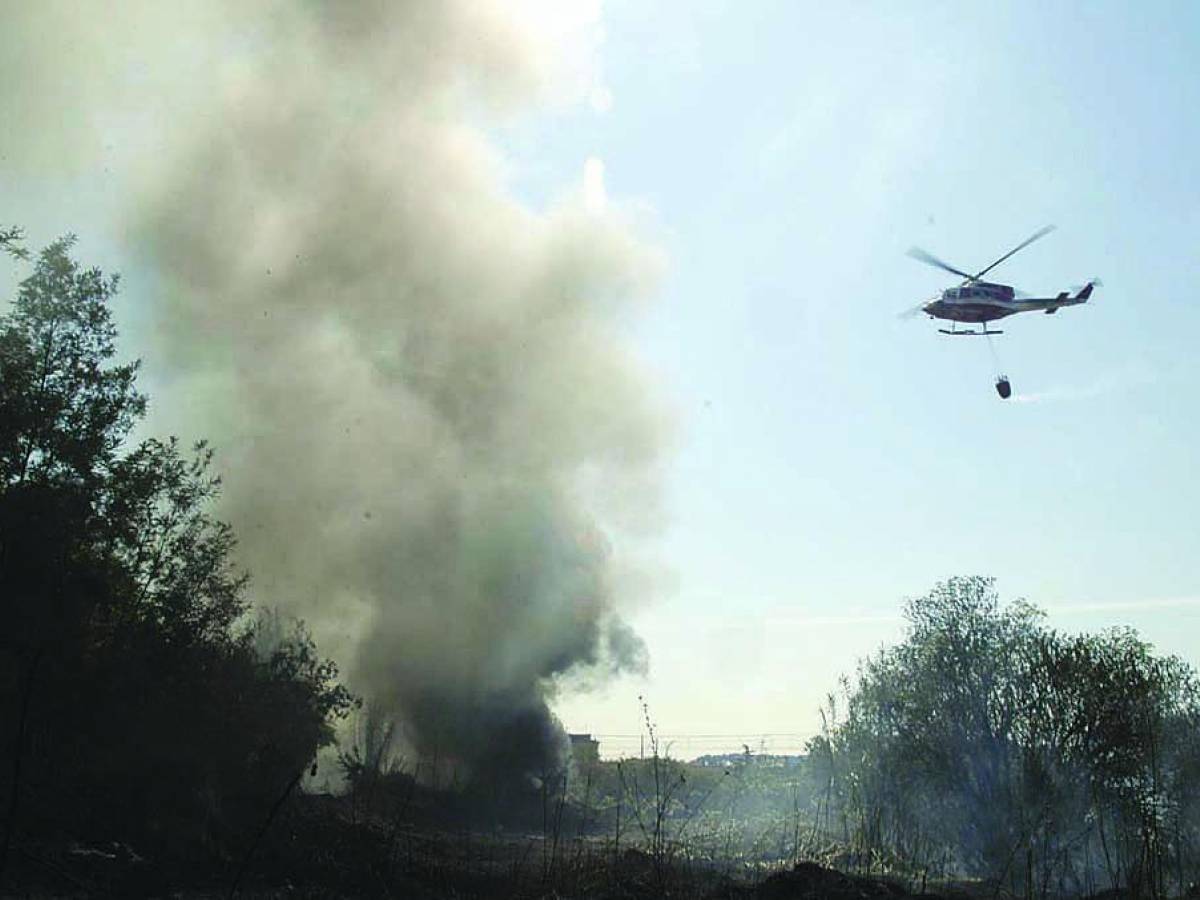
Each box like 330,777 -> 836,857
536,2 -> 1200,751
4,2 -> 1199,758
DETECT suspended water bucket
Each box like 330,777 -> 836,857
995,376 -> 1012,399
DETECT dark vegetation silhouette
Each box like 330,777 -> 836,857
809,576 -> 1200,899
2,233 -> 1197,898
0,234 -> 353,892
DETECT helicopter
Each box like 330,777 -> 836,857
901,225 -> 1099,337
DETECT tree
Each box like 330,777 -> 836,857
820,577 -> 1200,896
0,237 -> 352,872
1047,628 -> 1200,895
0,226 -> 27,260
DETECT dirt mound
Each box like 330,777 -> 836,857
750,862 -> 958,900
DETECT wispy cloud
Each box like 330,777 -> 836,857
723,611 -> 903,631
1044,596 -> 1200,616
732,596 -> 1200,631
764,613 -> 903,628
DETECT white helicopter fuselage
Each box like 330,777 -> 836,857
923,280 -> 1094,324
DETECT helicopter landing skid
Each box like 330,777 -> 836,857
938,328 -> 1003,336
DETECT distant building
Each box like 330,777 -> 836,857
568,733 -> 600,768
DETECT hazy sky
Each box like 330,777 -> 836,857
4,2 -> 1199,759
535,1 -> 1200,755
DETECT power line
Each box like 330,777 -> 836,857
579,731 -> 816,760
585,732 -> 814,739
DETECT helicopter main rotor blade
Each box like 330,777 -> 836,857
906,246 -> 973,280
971,224 -> 1055,281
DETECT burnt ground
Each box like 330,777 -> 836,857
1,792 -> 1182,899
0,848 -> 975,900
0,846 -> 1169,900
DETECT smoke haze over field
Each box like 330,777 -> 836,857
2,2 -> 668,780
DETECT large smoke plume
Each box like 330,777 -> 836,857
4,2 -> 668,781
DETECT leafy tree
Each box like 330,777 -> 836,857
0,237 -> 143,491
1046,628 -> 1200,895
819,577 -> 1200,896
0,237 -> 352,872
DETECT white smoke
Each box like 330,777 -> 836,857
2,1 -> 669,781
